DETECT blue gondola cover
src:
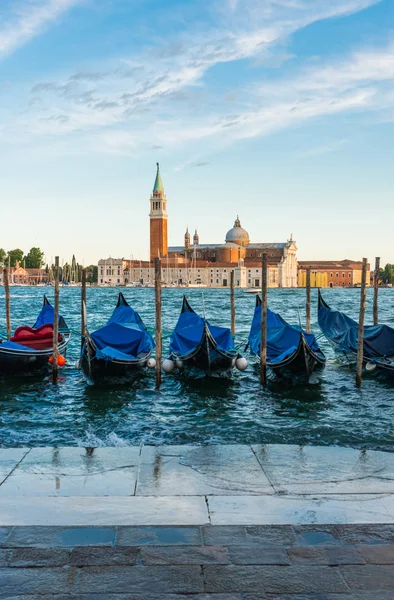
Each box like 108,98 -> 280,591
248,300 -> 321,364
90,295 -> 154,362
170,300 -> 235,357
33,296 -> 69,333
318,294 -> 394,358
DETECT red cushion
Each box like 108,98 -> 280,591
11,324 -> 63,349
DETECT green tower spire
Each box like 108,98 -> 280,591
153,162 -> 164,194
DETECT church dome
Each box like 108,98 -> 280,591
225,216 -> 250,246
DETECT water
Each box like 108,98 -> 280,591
0,286 -> 393,450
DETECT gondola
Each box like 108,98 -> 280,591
165,296 -> 246,376
0,296 -> 70,376
318,290 -> 394,374
247,296 -> 326,380
79,292 -> 155,385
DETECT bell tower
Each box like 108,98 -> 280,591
149,163 -> 168,260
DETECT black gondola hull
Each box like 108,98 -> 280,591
0,337 -> 70,377
256,336 -> 325,381
171,330 -> 236,376
318,290 -> 394,376
80,338 -> 151,385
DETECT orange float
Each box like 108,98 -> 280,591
48,355 -> 67,366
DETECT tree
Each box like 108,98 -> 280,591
7,249 -> 24,267
383,264 -> 394,284
86,265 -> 98,284
24,247 -> 44,269
0,248 -> 6,266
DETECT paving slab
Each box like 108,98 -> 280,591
253,444 -> 394,495
76,565 -> 204,594
0,496 -> 209,526
0,447 -> 140,497
0,448 -> 30,484
202,565 -> 349,594
208,494 -> 394,525
4,526 -> 117,548
117,526 -> 203,546
137,445 -> 273,496
0,566 -> 77,595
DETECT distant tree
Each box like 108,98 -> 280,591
71,255 -> 77,282
383,264 -> 394,284
24,247 -> 44,269
62,263 -> 70,283
86,265 -> 98,284
7,249 -> 24,267
0,248 -> 6,266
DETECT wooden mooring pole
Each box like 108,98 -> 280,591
306,266 -> 311,334
373,257 -> 380,326
155,257 -> 162,390
52,256 -> 60,384
3,267 -> 11,340
356,257 -> 368,388
81,268 -> 87,348
260,253 -> 268,386
230,270 -> 235,337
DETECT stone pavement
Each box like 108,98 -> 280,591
1,524 -> 394,598
1,444 -> 394,596
1,445 -> 394,526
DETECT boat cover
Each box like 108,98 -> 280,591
318,294 -> 394,358
33,296 -> 69,332
0,296 -> 68,353
0,341 -> 40,352
248,299 -> 321,364
90,293 -> 154,361
170,298 -> 235,357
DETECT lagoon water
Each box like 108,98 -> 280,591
0,286 -> 393,450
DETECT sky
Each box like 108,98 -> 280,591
0,0 -> 393,266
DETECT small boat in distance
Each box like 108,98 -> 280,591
244,287 -> 262,294
247,296 -> 326,380
318,291 -> 394,375
79,292 -> 155,385
164,296 -> 247,377
0,296 -> 70,376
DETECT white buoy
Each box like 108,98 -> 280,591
231,358 -> 236,368
147,358 -> 156,369
175,359 -> 184,369
365,361 -> 377,372
235,357 -> 248,371
162,358 -> 175,373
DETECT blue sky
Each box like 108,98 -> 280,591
1,0 -> 393,266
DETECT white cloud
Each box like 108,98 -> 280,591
0,0 -> 82,59
1,0 -> 389,156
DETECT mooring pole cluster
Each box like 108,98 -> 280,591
81,268 -> 87,347
373,257 -> 380,327
260,253 -> 268,386
356,257 -> 368,388
4,267 -> 11,340
155,257 -> 162,390
306,266 -> 311,334
52,256 -> 60,384
230,270 -> 235,338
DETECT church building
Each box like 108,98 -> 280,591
98,164 -> 298,288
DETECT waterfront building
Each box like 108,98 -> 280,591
97,258 -> 127,286
97,164 -> 298,288
0,263 -> 46,285
298,260 -> 371,288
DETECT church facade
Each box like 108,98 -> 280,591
98,164 -> 298,288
